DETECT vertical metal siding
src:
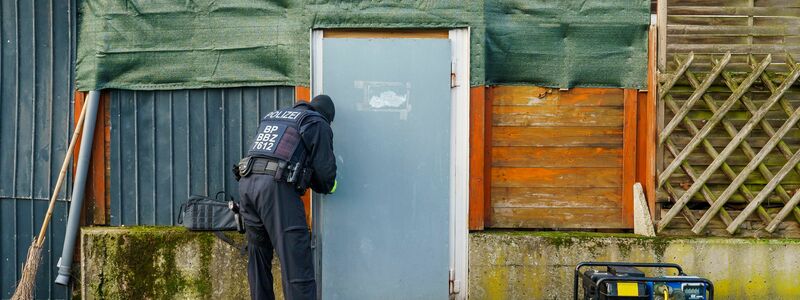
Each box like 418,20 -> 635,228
0,0 -> 75,299
109,87 -> 295,226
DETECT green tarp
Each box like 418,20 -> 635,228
76,0 -> 649,90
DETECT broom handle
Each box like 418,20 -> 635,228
35,100 -> 89,247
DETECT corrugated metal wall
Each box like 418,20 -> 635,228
109,87 -> 295,225
0,0 -> 75,299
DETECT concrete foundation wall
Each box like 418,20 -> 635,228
82,227 -> 800,299
470,231 -> 800,299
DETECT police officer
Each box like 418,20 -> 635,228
236,95 -> 337,300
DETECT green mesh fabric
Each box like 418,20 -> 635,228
75,0 -> 648,90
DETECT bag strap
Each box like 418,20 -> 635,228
213,231 -> 248,256
214,191 -> 231,202
177,203 -> 185,224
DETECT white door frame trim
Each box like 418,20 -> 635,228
310,28 -> 470,299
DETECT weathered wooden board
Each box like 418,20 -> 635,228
666,165 -> 800,184
670,0 -> 751,6
492,187 -> 621,208
669,6 -> 800,17
686,151 -> 795,166
491,147 -> 621,168
666,183 -> 800,204
670,134 -> 800,148
492,167 -> 622,188
492,127 -> 623,147
491,86 -> 624,107
658,209 -> 800,238
490,207 -> 625,229
666,0 -> 800,67
493,106 -> 623,127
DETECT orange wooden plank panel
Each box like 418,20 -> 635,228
492,126 -> 623,147
622,89 -> 638,228
492,187 -> 621,209
492,167 -> 622,188
493,106 -> 624,127
492,147 -> 622,168
488,85 -> 628,229
469,86 -> 487,230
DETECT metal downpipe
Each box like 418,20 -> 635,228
55,90 -> 100,286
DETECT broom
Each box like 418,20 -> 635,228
11,102 -> 89,300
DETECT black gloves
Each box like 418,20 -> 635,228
232,164 -> 241,181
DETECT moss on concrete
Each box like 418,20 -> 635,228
81,227 -> 253,300
85,227 -> 203,299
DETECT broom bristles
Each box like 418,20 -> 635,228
11,242 -> 43,300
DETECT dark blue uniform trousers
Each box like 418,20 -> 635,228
239,174 -> 316,300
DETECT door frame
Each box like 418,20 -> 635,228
310,28 -> 471,299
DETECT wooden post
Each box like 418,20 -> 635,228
295,86 -> 312,225
484,86 -> 494,228
469,86 -> 487,230
622,89 -> 638,228
636,90 -> 647,208
74,91 -> 109,226
645,23 -> 658,219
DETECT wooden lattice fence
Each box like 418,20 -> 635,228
657,52 -> 800,237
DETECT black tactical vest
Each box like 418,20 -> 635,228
247,108 -> 322,162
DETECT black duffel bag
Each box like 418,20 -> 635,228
177,192 -> 244,232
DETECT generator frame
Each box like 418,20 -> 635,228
573,262 -> 715,300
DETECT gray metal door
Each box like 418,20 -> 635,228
316,37 -> 452,299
